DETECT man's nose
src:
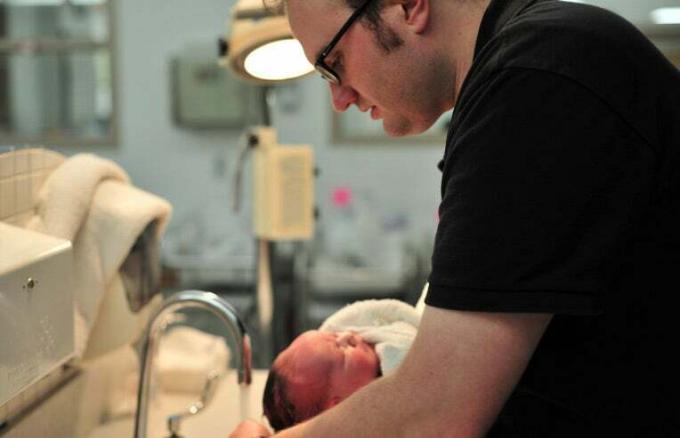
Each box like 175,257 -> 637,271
329,82 -> 358,112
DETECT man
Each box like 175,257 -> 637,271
232,0 -> 680,436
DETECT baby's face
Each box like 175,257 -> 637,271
275,330 -> 380,411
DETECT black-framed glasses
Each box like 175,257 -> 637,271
314,0 -> 375,85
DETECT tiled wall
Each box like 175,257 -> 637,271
0,147 -> 64,227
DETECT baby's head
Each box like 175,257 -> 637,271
263,330 -> 380,431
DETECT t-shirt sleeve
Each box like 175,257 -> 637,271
426,68 -> 655,315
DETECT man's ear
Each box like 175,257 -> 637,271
401,0 -> 429,34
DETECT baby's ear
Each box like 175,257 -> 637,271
324,396 -> 342,409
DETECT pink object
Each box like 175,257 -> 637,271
332,187 -> 352,207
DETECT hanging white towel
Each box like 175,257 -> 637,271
27,153 -> 172,358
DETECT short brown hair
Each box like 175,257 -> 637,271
264,0 -> 403,52
262,366 -> 327,431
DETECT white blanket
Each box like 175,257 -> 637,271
27,153 -> 172,358
319,296 -> 423,376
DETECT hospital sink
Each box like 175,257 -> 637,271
87,369 -> 268,438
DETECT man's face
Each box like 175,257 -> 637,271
275,330 -> 380,411
287,0 -> 449,137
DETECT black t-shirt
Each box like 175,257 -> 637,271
426,0 -> 680,435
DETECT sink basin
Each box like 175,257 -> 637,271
87,369 -> 269,438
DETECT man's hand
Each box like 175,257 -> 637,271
229,419 -> 272,438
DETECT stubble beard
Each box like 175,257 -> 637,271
382,115 -> 415,137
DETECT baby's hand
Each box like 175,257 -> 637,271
229,419 -> 272,438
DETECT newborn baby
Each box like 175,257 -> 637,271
263,330 -> 381,430
263,296 -> 424,431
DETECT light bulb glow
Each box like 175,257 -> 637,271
651,7 -> 680,24
243,39 -> 314,81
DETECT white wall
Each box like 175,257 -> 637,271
53,0 -> 444,259
58,0 -> 252,245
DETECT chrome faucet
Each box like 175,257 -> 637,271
134,290 -> 252,438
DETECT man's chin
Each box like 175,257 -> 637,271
384,129 -> 409,138
383,119 -> 430,138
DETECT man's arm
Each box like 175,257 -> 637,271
273,305 -> 551,437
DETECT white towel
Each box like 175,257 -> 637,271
319,298 -> 422,376
156,326 -> 230,393
415,282 -> 429,314
27,153 -> 172,358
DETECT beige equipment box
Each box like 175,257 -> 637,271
0,223 -> 74,413
251,127 -> 315,240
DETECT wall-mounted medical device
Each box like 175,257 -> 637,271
221,0 -> 316,241
0,223 -> 74,412
236,126 -> 315,240
232,127 -> 315,240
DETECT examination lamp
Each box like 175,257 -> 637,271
219,0 -> 314,84
218,0 -> 316,356
219,0 -> 315,242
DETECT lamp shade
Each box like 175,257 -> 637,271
223,0 -> 314,84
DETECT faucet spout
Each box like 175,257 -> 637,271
134,290 -> 252,438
